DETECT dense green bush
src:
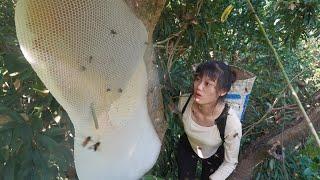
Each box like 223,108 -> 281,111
254,136 -> 320,180
148,0 -> 320,179
0,1 -> 75,178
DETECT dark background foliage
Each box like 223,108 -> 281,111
0,1 -> 75,179
149,0 -> 319,179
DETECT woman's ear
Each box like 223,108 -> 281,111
219,90 -> 228,97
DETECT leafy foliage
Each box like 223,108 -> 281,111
0,50 -> 75,180
254,135 -> 320,180
148,0 -> 320,179
0,1 -> 75,179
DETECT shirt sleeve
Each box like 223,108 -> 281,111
209,114 -> 242,180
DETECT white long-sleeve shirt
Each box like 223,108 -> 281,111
179,95 -> 242,180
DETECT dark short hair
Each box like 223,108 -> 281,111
194,60 -> 236,99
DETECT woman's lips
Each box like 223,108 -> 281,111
195,93 -> 202,98
194,93 -> 202,102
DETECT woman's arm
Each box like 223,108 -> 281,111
209,112 -> 242,180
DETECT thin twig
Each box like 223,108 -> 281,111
167,35 -> 182,71
271,104 -> 298,112
155,30 -> 184,45
165,0 -> 205,72
243,95 -> 280,136
244,130 -> 268,137
196,0 -> 204,16
281,100 -> 289,180
153,45 -> 166,48
246,0 -> 320,147
243,70 -> 306,134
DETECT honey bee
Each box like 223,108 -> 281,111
89,142 -> 101,151
118,88 -> 122,93
80,66 -> 86,71
82,136 -> 91,147
88,56 -> 93,63
233,133 -> 239,138
110,29 -> 117,35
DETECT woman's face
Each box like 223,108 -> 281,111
193,75 -> 226,105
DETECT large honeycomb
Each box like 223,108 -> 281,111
15,0 -> 161,179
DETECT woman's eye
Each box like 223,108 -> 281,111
206,82 -> 214,86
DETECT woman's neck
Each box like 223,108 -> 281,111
196,101 -> 224,116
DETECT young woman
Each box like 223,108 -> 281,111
177,60 -> 241,180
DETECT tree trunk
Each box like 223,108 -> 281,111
125,0 -> 167,141
229,106 -> 320,179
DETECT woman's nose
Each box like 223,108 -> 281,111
196,81 -> 205,91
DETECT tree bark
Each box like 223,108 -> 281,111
125,0 -> 167,142
229,106 -> 320,179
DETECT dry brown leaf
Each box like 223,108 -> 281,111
13,79 -> 21,90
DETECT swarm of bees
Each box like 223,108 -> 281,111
82,136 -> 101,152
80,56 -> 93,72
105,87 -> 123,93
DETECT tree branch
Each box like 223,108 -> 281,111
245,0 -> 320,147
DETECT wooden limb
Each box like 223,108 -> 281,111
167,35 -> 182,71
245,0 -> 320,147
196,0 -> 204,16
243,69 -> 308,133
155,30 -> 183,45
271,104 -> 298,112
230,106 -> 320,179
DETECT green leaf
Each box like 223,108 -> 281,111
142,175 -> 165,180
256,172 -> 261,180
16,167 -> 33,180
37,134 -> 59,152
31,116 -> 43,131
0,130 -> 12,146
18,68 -> 34,81
31,150 -> 42,167
53,155 -> 69,171
303,167 -> 314,177
0,104 -> 25,123
0,145 -> 10,161
3,159 -> 14,180
54,144 -> 73,165
31,81 -> 48,95
18,125 -> 32,143
10,138 -> 23,155
30,170 -> 41,180
44,127 -> 65,137
269,159 -> 275,170
18,150 -> 33,170
3,53 -> 30,74
0,120 -> 16,132
32,150 -> 50,178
